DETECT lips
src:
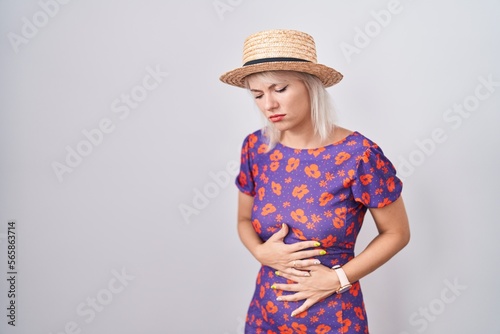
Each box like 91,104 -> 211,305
269,114 -> 285,122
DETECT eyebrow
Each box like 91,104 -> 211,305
249,83 -> 279,93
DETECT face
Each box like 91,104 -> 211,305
247,72 -> 312,136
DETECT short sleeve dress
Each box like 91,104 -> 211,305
236,129 -> 403,334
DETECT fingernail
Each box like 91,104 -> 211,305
275,271 -> 280,276
319,250 -> 326,255
276,296 -> 282,301
304,272 -> 310,277
314,260 -> 321,265
313,241 -> 321,247
282,223 -> 285,229
271,284 -> 276,289
291,311 -> 297,317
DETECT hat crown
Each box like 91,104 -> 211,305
242,29 -> 318,65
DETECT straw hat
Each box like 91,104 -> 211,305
219,29 -> 343,88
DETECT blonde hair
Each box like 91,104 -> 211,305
245,71 -> 336,150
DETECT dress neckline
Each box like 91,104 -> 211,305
276,131 -> 359,151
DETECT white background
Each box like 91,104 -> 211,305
1,0 -> 499,333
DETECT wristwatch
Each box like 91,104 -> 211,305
332,265 -> 352,294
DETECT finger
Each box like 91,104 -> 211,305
291,299 -> 316,317
291,249 -> 327,262
271,282 -> 302,292
276,291 -> 309,302
268,223 -> 288,242
275,270 -> 304,282
288,239 -> 322,252
291,259 -> 321,269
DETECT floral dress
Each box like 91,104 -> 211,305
236,130 -> 402,334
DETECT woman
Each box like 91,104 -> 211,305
220,29 -> 410,333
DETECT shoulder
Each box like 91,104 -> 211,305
331,128 -> 389,164
239,129 -> 270,158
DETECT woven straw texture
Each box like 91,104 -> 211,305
220,29 -> 342,88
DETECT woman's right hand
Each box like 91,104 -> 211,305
254,223 -> 324,277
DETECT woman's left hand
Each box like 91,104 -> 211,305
272,263 -> 341,317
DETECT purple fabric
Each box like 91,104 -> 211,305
236,130 -> 402,334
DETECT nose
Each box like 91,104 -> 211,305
264,94 -> 279,112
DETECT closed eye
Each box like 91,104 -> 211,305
276,85 -> 288,93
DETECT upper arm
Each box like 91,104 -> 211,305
369,196 -> 410,243
238,191 -> 254,223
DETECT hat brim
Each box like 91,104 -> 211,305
219,61 -> 343,88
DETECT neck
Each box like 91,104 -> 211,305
280,126 -> 333,149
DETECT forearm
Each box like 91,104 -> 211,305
342,229 -> 410,284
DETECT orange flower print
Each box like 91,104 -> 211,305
376,154 -> 385,169
333,207 -> 346,228
307,147 -> 326,157
346,222 -> 355,236
271,181 -> 282,195
252,219 -> 262,234
291,322 -> 307,334
335,207 -> 347,218
350,282 -> 360,297
342,177 -> 352,188
311,214 -> 322,223
257,143 -> 268,154
361,192 -> 370,205
292,227 -> 307,240
261,203 -> 276,216
319,192 -> 334,206
333,217 -> 344,229
277,325 -> 293,334
359,149 -> 370,163
252,164 -> 259,178
248,133 -> 257,148
321,234 -> 336,247
266,301 -> 278,314
258,187 -> 265,200
386,176 -> 396,192
304,164 -> 321,178
270,161 -> 280,172
259,285 -> 265,299
359,174 -> 373,186
334,152 -> 351,165
238,171 -> 247,187
286,157 -> 300,172
354,306 -> 365,320
315,324 -> 332,334
261,306 -> 268,322
291,209 -> 308,223
378,197 -> 393,208
237,131 -> 399,331
340,319 -> 352,332
292,184 -> 309,199
270,149 -> 283,161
